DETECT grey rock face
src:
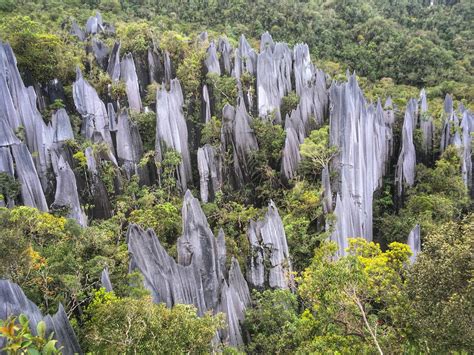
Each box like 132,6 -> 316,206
293,43 -> 313,96
247,201 -> 292,289
205,42 -> 221,75
202,84 -> 211,123
127,190 -> 250,346
329,74 -> 394,256
280,127 -> 300,183
85,12 -> 103,35
73,69 -> 114,150
257,35 -> 292,122
234,35 -> 257,78
155,79 -> 191,191
51,154 -> 87,226
70,21 -> 85,41
460,109 -> 473,192
197,144 -> 222,203
116,111 -> 144,179
107,41 -> 121,81
419,89 -> 434,155
11,144 -> 48,211
0,73 -> 21,130
396,98 -> 417,197
407,224 -> 421,264
217,37 -> 233,74
52,109 -> 74,143
101,268 -> 113,292
91,38 -> 109,70
121,53 -> 142,111
0,279 -> 82,355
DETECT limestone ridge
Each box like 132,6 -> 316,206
0,279 -> 82,355
127,190 -> 255,346
329,74 -> 394,256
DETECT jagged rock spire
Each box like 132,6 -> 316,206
329,74 -> 394,256
120,53 -> 142,111
407,224 -> 421,264
155,78 -> 191,191
0,280 -> 82,355
396,98 -> 417,197
127,191 -> 250,346
197,144 -> 222,203
247,201 -> 292,289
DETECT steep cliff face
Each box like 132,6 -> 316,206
0,280 -> 82,355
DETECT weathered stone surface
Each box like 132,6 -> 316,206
52,109 -> 74,143
101,267 -> 113,292
127,191 -> 250,346
73,68 -> 114,150
11,143 -> 48,212
205,42 -> 221,75
329,74 -> 394,256
197,144 -> 222,203
257,34 -> 292,122
70,21 -> 85,41
155,79 -> 191,191
0,279 -> 82,355
85,12 -> 103,35
107,103 -> 117,132
419,89 -> 434,155
116,111 -> 145,179
217,37 -> 233,74
163,51 -> 172,84
121,53 -> 142,111
396,98 -> 417,196
234,35 -> 257,78
0,116 -> 20,146
202,84 -> 211,123
407,224 -> 421,264
107,41 -> 121,81
91,37 -> 109,70
147,44 -> 162,84
280,127 -> 300,183
51,154 -> 87,226
293,43 -> 313,96
460,109 -> 473,192
0,73 -> 21,130
247,201 -> 292,289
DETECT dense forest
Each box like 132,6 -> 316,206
0,0 -> 472,354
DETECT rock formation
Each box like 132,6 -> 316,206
407,224 -> 421,264
155,79 -> 191,191
127,191 -> 251,346
396,98 -> 417,197
121,53 -> 142,111
197,144 -> 222,203
247,201 -> 292,289
0,279 -> 82,355
329,74 -> 394,256
205,42 -> 221,75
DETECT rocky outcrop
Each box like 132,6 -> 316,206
121,53 -> 142,111
419,89 -> 434,156
197,144 -> 222,203
127,191 -> 250,346
407,224 -> 421,264
51,154 -> 87,226
73,68 -> 114,150
155,79 -> 191,191
205,42 -> 221,75
329,74 -> 394,256
396,98 -> 417,197
280,127 -> 300,183
247,201 -> 292,289
460,108 -> 473,192
257,33 -> 292,122
85,12 -> 103,35
217,37 -> 233,74
0,279 -> 82,355
107,41 -> 121,81
91,38 -> 109,70
202,84 -> 211,123
234,35 -> 257,79
116,111 -> 145,179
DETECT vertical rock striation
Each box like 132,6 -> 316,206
197,144 -> 222,203
329,74 -> 394,256
155,79 -> 191,191
396,99 -> 417,197
0,280 -> 82,355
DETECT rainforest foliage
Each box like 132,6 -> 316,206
0,0 -> 473,354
